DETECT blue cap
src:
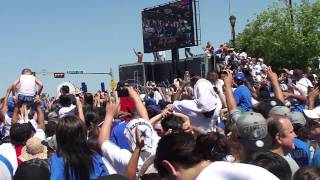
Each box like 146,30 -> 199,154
234,72 -> 246,82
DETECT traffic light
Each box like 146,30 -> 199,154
54,73 -> 65,78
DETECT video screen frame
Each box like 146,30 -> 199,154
142,0 -> 197,53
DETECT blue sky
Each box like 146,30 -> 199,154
0,0 -> 290,96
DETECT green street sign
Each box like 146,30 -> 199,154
67,71 -> 84,74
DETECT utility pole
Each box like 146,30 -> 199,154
287,0 -> 294,23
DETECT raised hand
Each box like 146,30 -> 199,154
135,126 -> 145,150
267,66 -> 278,81
223,70 -> 233,88
106,98 -> 120,118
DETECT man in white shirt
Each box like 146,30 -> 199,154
292,69 -> 313,96
173,77 -> 222,132
99,86 -> 159,175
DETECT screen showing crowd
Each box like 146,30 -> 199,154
142,0 -> 195,53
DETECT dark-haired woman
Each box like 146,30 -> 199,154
49,115 -> 108,180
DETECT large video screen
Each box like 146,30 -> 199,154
142,0 -> 195,53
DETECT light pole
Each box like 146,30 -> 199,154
229,15 -> 236,48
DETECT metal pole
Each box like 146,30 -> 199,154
288,0 -> 294,23
232,26 -> 235,48
171,48 -> 179,80
109,68 -> 113,80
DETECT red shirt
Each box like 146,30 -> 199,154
119,97 -> 135,122
15,145 -> 23,166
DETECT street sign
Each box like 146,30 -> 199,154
111,80 -> 116,89
67,71 -> 84,74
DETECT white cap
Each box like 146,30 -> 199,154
304,106 -> 320,119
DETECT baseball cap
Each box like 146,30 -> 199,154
236,112 -> 272,151
303,106 -> 320,120
287,112 -> 306,126
268,106 -> 290,117
234,72 -> 246,82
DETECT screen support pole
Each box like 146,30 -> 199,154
171,48 -> 179,81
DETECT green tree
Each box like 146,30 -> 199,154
236,0 -> 320,71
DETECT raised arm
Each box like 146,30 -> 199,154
127,86 -> 149,121
173,80 -> 188,101
76,98 -> 85,122
133,48 -> 138,56
35,78 -> 44,96
35,98 -> 45,130
157,87 -> 165,100
307,87 -> 319,110
98,100 -> 120,145
283,92 -> 307,102
2,86 -> 12,117
267,67 -> 285,103
11,77 -> 20,96
126,127 -> 144,180
224,70 -> 237,112
12,97 -> 19,124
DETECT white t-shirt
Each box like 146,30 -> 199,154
101,157 -> 117,175
253,64 -> 262,75
282,155 -> 299,178
101,140 -> 143,176
212,79 -> 224,94
239,52 -> 247,60
174,79 -> 222,132
294,78 -> 313,96
196,161 -> 279,180
0,143 -> 18,173
4,114 -> 12,137
0,161 -> 12,180
174,99 -> 222,132
19,75 -> 36,96
153,91 -> 162,104
58,105 -> 76,118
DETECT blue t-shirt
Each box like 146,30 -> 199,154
312,151 -> 320,168
110,121 -> 131,151
290,139 -> 311,167
234,85 -> 253,112
289,98 -> 305,112
49,154 -> 109,180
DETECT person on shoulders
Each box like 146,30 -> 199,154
12,68 -> 43,105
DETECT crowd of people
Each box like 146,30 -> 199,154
0,44 -> 320,180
